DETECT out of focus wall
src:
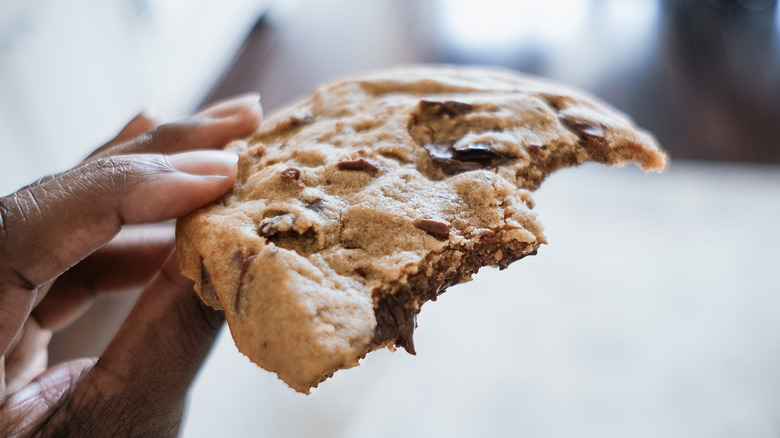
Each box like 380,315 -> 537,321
211,0 -> 780,163
0,0 -> 269,194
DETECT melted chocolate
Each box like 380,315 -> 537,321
282,113 -> 315,130
234,252 -> 258,313
409,99 -> 514,175
337,158 -> 379,172
418,100 -> 475,117
414,218 -> 451,239
197,257 -> 221,309
280,167 -> 304,188
258,214 -> 292,237
558,114 -> 610,161
281,167 -> 301,180
372,293 -> 419,354
371,240 -> 539,354
423,142 -> 511,175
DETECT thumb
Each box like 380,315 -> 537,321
38,253 -> 222,437
0,150 -> 236,355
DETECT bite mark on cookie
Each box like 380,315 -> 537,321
371,240 -> 539,355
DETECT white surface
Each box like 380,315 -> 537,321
0,0 -> 270,195
182,160 -> 780,438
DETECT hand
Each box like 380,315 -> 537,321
0,94 -> 262,437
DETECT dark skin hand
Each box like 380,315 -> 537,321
0,94 -> 262,437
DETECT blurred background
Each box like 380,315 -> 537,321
1,0 -> 780,437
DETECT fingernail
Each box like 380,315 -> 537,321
197,92 -> 261,119
139,107 -> 160,124
123,108 -> 158,131
167,150 -> 239,177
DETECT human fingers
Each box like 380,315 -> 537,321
89,93 -> 262,160
0,358 -> 95,437
90,110 -> 160,157
32,94 -> 262,330
112,110 -> 160,144
33,224 -> 174,331
0,150 -> 237,358
40,252 -> 223,436
4,318 -> 51,393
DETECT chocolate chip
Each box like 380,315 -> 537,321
200,261 -> 216,295
337,158 -> 379,172
407,99 -> 510,171
281,167 -> 300,180
419,100 -> 475,117
235,252 -> 258,314
559,114 -> 610,160
423,142 -> 511,175
258,218 -> 278,237
559,114 -> 607,140
258,214 -> 317,255
415,219 -> 450,239
542,94 -> 576,111
288,113 -> 315,128
451,143 -> 508,167
276,113 -> 315,132
197,257 -> 221,309
280,167 -> 304,188
527,145 -> 545,161
240,254 -> 258,281
565,120 -> 605,139
372,293 -> 418,355
250,144 -> 266,158
258,214 -> 292,237
473,228 -> 500,243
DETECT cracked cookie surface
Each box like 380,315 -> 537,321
176,65 -> 667,393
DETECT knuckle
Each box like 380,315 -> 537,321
0,193 -> 54,290
83,155 -> 172,193
139,121 -> 197,153
0,190 -> 38,235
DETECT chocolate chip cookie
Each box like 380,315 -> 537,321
176,65 -> 667,393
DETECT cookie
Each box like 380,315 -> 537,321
176,65 -> 667,393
